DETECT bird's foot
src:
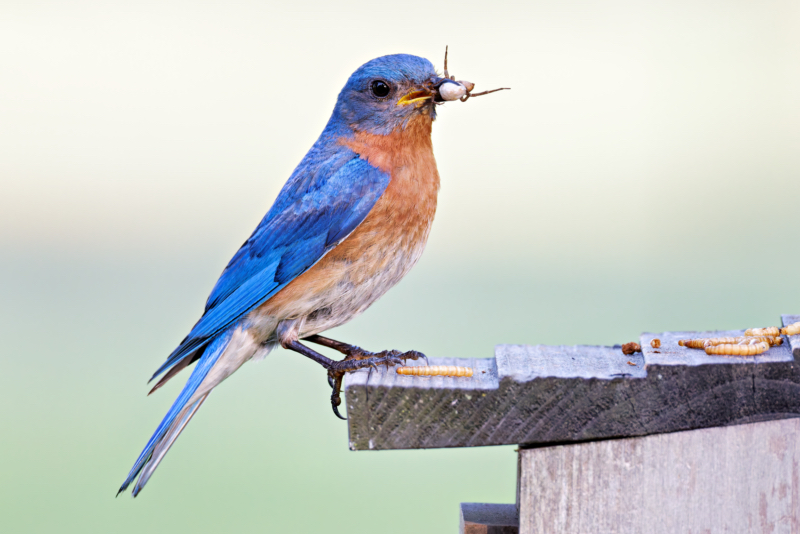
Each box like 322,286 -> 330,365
291,335 -> 427,419
324,350 -> 427,420
305,334 -> 428,364
344,347 -> 428,365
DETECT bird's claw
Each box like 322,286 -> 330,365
328,371 -> 347,420
323,348 -> 426,420
400,350 -> 427,365
332,406 -> 346,420
331,391 -> 347,421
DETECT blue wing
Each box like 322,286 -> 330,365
150,150 -> 390,380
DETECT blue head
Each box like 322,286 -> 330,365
332,54 -> 442,136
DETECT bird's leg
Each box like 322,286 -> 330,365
282,338 -> 425,420
280,339 -> 336,366
303,334 -> 428,365
303,334 -> 370,360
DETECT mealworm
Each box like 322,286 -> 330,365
705,341 -> 769,356
745,326 -> 780,337
651,338 -> 661,349
396,365 -> 473,377
696,336 -> 782,348
679,339 -> 710,349
781,322 -> 800,336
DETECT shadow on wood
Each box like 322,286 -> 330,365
460,503 -> 519,534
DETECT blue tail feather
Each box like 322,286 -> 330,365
118,328 -> 234,496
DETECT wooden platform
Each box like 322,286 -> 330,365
344,315 -> 800,451
345,315 -> 800,533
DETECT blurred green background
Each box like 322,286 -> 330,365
1,0 -> 798,532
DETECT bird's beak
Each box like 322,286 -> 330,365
396,87 -> 433,107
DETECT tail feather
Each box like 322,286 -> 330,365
118,329 -> 234,496
133,394 -> 208,496
147,352 -> 198,396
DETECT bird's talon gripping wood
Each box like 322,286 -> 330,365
396,365 -> 474,377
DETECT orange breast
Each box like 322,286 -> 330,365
259,114 -> 440,320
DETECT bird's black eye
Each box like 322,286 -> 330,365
370,80 -> 391,98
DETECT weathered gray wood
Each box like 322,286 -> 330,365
345,316 -> 800,450
459,503 -> 519,534
517,418 -> 800,534
784,314 -> 800,359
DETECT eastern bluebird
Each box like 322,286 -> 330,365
118,53 -> 496,496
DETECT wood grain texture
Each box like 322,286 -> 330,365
517,418 -> 800,534
345,320 -> 800,450
784,314 -> 800,359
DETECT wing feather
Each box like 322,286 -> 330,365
150,152 -> 390,381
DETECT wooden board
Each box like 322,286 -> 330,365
517,418 -> 800,534
459,503 -> 518,534
784,314 -> 800,359
344,318 -> 800,450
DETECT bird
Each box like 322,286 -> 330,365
118,52 -> 500,497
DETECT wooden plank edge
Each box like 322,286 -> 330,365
460,503 -> 519,534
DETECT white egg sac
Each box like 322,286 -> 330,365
439,81 -> 468,101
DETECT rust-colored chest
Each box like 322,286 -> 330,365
260,116 -> 440,321
333,115 -> 440,266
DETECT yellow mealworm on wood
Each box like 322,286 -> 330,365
682,337 -> 737,349
396,365 -> 473,377
745,326 -> 780,337
702,336 -> 782,347
679,339 -> 709,349
746,336 -> 782,346
781,322 -> 800,336
704,341 -> 769,356
680,335 -> 783,350
703,337 -> 745,347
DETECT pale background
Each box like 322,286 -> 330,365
1,1 -> 798,532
